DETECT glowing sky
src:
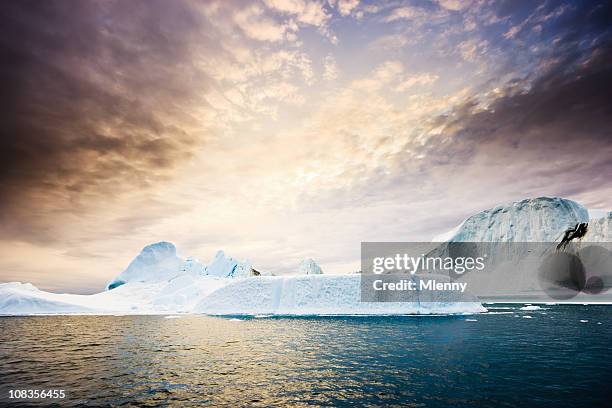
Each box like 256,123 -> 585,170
1,0 -> 611,292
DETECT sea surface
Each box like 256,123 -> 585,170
0,305 -> 610,407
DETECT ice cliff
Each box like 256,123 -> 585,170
194,275 -> 484,315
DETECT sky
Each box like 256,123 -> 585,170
1,0 -> 611,293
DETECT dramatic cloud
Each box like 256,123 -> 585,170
0,0 -> 215,243
424,1 -> 612,181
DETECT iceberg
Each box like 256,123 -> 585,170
0,274 -> 484,315
0,242 -> 485,316
431,197 -> 612,303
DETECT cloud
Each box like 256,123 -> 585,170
384,6 -> 425,22
457,39 -> 488,62
437,0 -> 474,11
396,73 -> 439,91
234,4 -> 295,42
264,0 -> 330,26
337,0 -> 360,16
422,40 -> 612,206
0,0 -> 213,243
323,54 -> 339,80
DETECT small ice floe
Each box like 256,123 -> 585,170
580,320 -> 588,323
164,315 -> 182,319
465,319 -> 478,322
597,322 -> 602,325
520,305 -> 541,311
522,315 -> 533,319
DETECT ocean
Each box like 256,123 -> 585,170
1,305 -> 610,407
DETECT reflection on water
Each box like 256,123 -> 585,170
1,306 -> 611,407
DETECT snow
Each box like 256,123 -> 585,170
298,258 -> 323,275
